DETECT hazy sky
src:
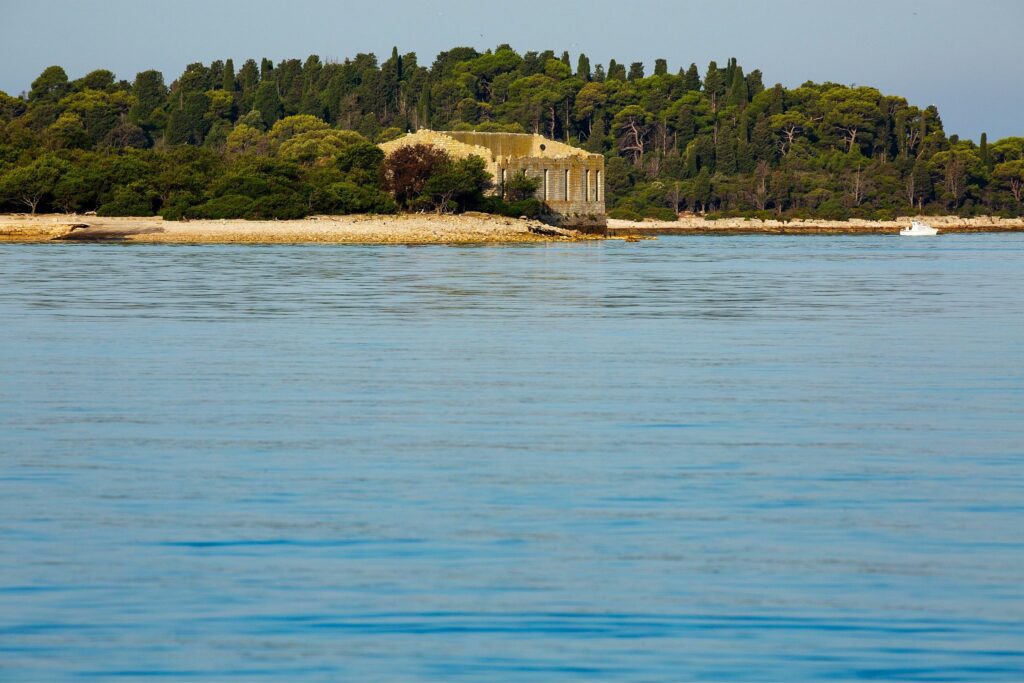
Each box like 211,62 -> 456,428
2,0 -> 1020,141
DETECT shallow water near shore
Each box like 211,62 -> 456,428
2,235 -> 1023,681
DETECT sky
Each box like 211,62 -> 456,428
1,0 -> 1021,141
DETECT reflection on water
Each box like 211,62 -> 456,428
1,236 -> 1023,681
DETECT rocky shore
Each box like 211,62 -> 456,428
0,213 -> 596,244
608,215 -> 1024,235
4,213 -> 1023,244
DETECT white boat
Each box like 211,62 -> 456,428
900,220 -> 939,236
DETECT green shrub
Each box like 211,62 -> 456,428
502,170 -> 541,202
186,194 -> 255,219
506,198 -> 543,218
158,192 -> 199,221
248,193 -> 308,220
641,206 -> 678,221
96,182 -> 156,216
608,207 -> 642,221
817,199 -> 851,221
322,181 -> 396,214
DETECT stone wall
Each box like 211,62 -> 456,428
379,130 -> 605,228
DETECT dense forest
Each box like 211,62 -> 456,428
1,45 -> 1023,220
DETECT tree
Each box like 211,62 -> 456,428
0,154 -> 67,213
267,114 -> 330,147
769,111 -> 806,156
222,59 -> 236,92
29,66 -> 69,103
994,160 -> 1024,204
419,154 -> 493,213
254,81 -> 283,127
225,124 -> 270,157
75,70 -> 115,92
821,86 -> 881,154
980,132 -> 992,171
502,170 -> 540,201
278,129 -> 366,165
45,113 -> 89,149
613,105 -> 652,166
131,70 -> 166,128
905,158 -> 932,209
576,54 -> 591,81
727,66 -> 748,108
381,143 -> 451,208
703,62 -> 726,111
929,148 -> 982,209
682,64 -> 701,92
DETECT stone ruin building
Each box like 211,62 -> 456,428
379,130 -> 606,229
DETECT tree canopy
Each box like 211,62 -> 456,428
0,46 -> 1020,219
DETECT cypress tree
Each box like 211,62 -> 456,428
131,70 -> 166,125
592,64 -> 606,82
222,59 -> 236,92
768,84 -> 784,115
628,62 -> 645,81
260,58 -> 274,80
164,109 -> 190,145
703,61 -> 725,110
209,61 -> 224,89
576,53 -> 591,81
746,69 -> 764,98
728,66 -> 748,108
683,63 -> 701,91
561,51 -> 571,68
737,132 -> 754,174
254,81 -> 283,127
238,59 -> 260,112
980,132 -> 993,171
585,117 -> 606,153
300,55 -> 324,116
911,158 -> 932,208
607,60 -> 620,81
751,115 -> 774,162
715,119 -> 738,173
654,58 -> 668,77
417,88 -> 431,130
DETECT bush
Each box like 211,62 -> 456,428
316,181 -> 396,215
502,170 -> 541,202
508,198 -> 543,218
248,193 -> 308,220
641,206 -> 678,221
159,191 -> 200,221
817,199 -> 851,221
608,207 -> 642,221
478,196 -> 545,218
416,155 -> 493,213
96,182 -> 156,216
185,194 -> 254,219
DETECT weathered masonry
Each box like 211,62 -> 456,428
379,130 -> 606,228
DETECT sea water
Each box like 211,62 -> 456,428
1,236 -> 1022,681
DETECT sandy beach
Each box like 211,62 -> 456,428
0,213 -> 595,244
3,213 -> 1023,244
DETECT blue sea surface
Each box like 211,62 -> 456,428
1,236 -> 1023,681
